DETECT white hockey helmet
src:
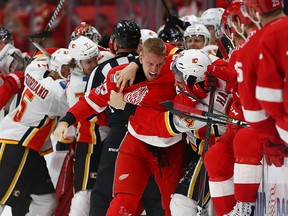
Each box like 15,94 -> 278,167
183,24 -> 211,46
68,36 -> 99,61
49,48 -> 72,78
140,29 -> 158,44
172,49 -> 211,84
71,22 -> 101,44
0,43 -> 23,76
199,8 -> 225,31
180,14 -> 199,25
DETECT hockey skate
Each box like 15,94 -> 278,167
224,201 -> 255,216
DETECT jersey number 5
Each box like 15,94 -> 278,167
235,61 -> 243,83
13,88 -> 35,122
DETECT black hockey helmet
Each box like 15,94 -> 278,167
111,20 -> 140,49
0,27 -> 12,43
158,28 -> 183,43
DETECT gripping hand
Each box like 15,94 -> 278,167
263,140 -> 288,167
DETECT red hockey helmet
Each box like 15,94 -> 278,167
71,22 -> 101,44
221,7 -> 237,42
228,1 -> 253,26
244,0 -> 283,14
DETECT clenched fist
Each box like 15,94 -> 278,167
54,121 -> 69,141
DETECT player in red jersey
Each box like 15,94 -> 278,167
203,1 -> 266,215
237,0 -> 287,166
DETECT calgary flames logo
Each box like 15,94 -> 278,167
192,58 -> 198,63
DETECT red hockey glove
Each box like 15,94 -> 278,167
207,64 -> 237,93
263,140 -> 288,167
227,100 -> 244,132
204,72 -> 218,91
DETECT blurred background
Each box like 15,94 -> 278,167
0,0 -> 232,52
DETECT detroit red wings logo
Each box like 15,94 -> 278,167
124,86 -> 149,105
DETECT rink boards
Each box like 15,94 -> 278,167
255,158 -> 288,215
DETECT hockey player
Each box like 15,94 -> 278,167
221,1 -> 288,214
204,0 -> 287,215
0,48 -> 70,216
65,36 -> 109,216
183,23 -> 211,49
114,43 -> 230,215
245,0 -> 288,145
55,21 -> 164,216
203,1 -> 263,215
199,7 -> 225,46
199,7 -> 225,55
106,49 -> 231,216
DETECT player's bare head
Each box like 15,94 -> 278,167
140,38 -> 167,81
142,38 -> 166,57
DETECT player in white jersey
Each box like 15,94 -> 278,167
0,48 -> 70,216
65,35 -> 113,216
199,8 -> 225,56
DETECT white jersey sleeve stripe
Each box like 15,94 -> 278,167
208,177 -> 234,197
84,93 -> 106,114
256,86 -> 283,102
242,107 -> 269,123
276,125 -> 288,143
234,163 -> 262,184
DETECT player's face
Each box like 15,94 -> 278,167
185,36 -> 205,49
140,51 -> 166,81
80,56 -> 98,76
174,74 -> 185,91
60,65 -> 71,78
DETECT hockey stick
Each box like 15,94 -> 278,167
216,38 -> 230,61
28,40 -> 51,58
178,90 -> 226,116
28,0 -> 65,61
196,89 -> 216,211
173,102 -> 249,128
160,101 -> 227,126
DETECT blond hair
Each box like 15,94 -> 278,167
142,38 -> 166,56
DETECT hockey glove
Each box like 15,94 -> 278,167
207,64 -> 237,93
227,100 -> 244,132
164,15 -> 190,32
204,72 -> 218,91
263,140 -> 288,167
